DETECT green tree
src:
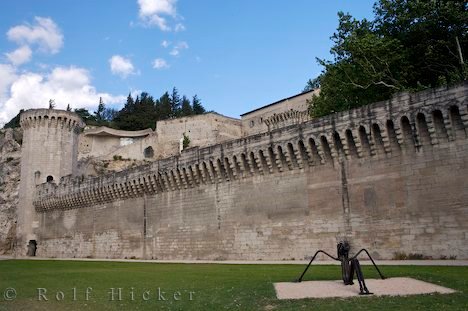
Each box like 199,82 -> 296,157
74,108 -> 96,124
170,87 -> 181,118
180,96 -> 193,116
113,92 -> 157,130
308,0 -> 467,118
94,97 -> 107,125
157,92 -> 172,120
3,109 -> 24,129
192,95 -> 206,115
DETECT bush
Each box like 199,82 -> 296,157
182,133 -> 190,150
393,251 -> 407,260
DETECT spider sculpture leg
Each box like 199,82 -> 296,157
351,258 -> 372,295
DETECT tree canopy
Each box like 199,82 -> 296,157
112,88 -> 206,130
307,0 -> 467,117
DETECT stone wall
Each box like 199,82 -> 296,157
32,83 -> 468,260
78,128 -> 153,159
153,112 -> 242,159
77,113 -> 242,162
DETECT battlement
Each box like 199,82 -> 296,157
34,82 -> 468,212
20,109 -> 85,130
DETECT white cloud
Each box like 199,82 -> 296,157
174,23 -> 185,32
169,41 -> 188,56
137,0 -> 182,31
7,17 -> 63,54
5,45 -> 32,66
161,40 -> 170,48
152,58 -> 169,69
0,65 -> 125,124
0,64 -> 17,102
109,55 -> 136,78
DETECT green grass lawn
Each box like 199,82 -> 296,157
0,260 -> 466,310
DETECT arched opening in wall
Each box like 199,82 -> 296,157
320,136 -> 332,161
194,165 -> 202,184
180,168 -> 188,186
144,146 -> 154,158
46,175 -> 54,183
297,140 -> 309,165
209,161 -> 217,181
224,157 -> 233,179
216,158 -> 227,180
287,143 -> 298,168
258,150 -> 268,172
201,162 -> 209,183
386,120 -> 400,153
277,146 -> 287,169
416,113 -> 431,148
241,153 -> 251,175
432,110 -> 448,142
358,126 -> 371,156
34,171 -> 41,184
333,132 -> 344,157
26,240 -> 37,257
345,129 -> 358,158
449,105 -> 465,139
249,152 -> 259,173
232,155 -> 241,176
186,167 -> 195,185
371,124 -> 385,155
308,137 -> 321,164
268,147 -> 278,172
400,116 -> 415,151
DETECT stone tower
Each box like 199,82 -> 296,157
17,109 -> 84,256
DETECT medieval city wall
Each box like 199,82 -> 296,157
33,83 -> 468,260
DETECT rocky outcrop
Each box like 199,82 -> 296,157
0,128 -> 21,254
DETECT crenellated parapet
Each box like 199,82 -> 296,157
20,109 -> 85,132
264,109 -> 311,130
33,82 -> 468,212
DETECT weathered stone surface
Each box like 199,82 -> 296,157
15,82 -> 468,260
0,128 -> 21,254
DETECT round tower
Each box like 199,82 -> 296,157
17,109 -> 84,256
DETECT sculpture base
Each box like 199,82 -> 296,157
274,277 -> 455,299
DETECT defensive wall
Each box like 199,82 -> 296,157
31,82 -> 468,260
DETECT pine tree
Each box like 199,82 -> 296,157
180,96 -> 193,116
170,87 -> 181,118
158,92 -> 172,120
94,97 -> 105,125
192,95 -> 206,115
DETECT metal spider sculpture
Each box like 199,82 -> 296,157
295,241 -> 386,295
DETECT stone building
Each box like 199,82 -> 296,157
14,83 -> 468,260
78,112 -> 242,161
241,89 -> 319,136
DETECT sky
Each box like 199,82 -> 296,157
0,0 -> 376,124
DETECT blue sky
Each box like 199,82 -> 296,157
0,0 -> 376,124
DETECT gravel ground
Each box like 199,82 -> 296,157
274,277 -> 457,299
